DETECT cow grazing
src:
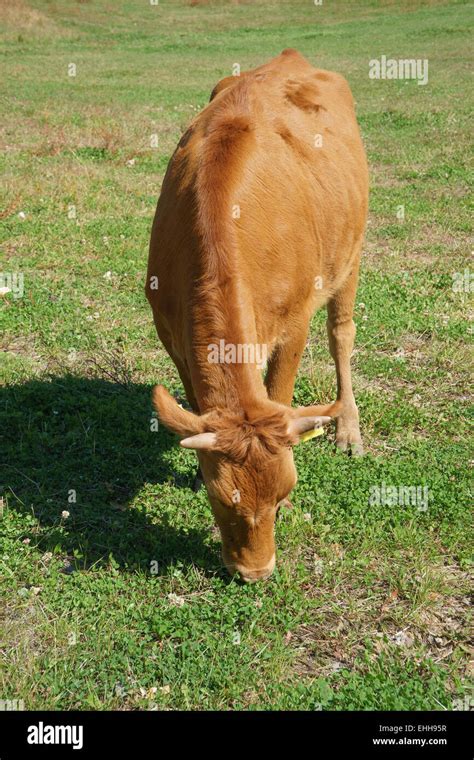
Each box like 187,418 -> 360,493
146,49 -> 368,582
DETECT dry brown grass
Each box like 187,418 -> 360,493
0,0 -> 72,39
292,558 -> 472,683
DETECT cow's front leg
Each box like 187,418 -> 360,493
150,319 -> 204,485
326,273 -> 363,456
264,327 -> 308,406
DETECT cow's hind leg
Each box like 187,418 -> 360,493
327,267 -> 363,456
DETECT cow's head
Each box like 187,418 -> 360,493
152,386 -> 338,582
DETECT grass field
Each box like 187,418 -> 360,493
1,0 -> 472,711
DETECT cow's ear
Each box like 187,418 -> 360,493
151,385 -> 205,438
288,415 -> 332,443
288,400 -> 341,444
292,400 -> 342,419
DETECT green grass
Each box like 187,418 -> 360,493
1,0 -> 472,711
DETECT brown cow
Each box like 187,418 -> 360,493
146,49 -> 368,582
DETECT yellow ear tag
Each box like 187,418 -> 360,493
299,427 -> 324,444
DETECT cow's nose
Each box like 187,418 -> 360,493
239,567 -> 274,583
229,554 -> 276,583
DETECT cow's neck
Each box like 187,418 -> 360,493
187,273 -> 268,414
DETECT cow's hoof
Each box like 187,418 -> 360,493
192,467 -> 203,491
276,498 -> 293,518
336,440 -> 364,457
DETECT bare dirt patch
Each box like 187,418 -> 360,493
292,558 -> 472,684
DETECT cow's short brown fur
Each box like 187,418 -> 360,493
146,49 -> 369,581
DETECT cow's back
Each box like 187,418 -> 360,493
147,49 -> 368,352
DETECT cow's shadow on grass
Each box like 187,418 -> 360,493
2,375 -> 221,576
